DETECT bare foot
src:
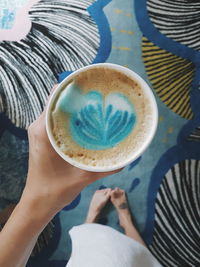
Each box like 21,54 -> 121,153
111,188 -> 146,246
85,188 -> 111,223
111,188 -> 132,229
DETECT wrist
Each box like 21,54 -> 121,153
24,172 -> 67,217
18,192 -> 56,230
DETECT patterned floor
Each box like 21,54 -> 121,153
0,0 -> 200,266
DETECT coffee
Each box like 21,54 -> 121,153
49,66 -> 155,169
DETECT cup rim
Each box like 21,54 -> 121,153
46,63 -> 158,172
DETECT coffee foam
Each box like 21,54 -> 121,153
51,67 -> 154,168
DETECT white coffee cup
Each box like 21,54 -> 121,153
46,63 -> 158,172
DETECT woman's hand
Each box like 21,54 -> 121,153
0,89 -> 121,267
23,90 -> 120,219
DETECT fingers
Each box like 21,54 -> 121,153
102,168 -> 123,177
88,168 -> 123,183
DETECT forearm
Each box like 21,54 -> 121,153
0,195 -> 54,267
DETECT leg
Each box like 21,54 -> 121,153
85,188 -> 111,223
111,188 -> 146,247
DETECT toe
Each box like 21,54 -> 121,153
110,190 -> 115,198
101,189 -> 107,193
105,189 -> 109,195
111,189 -> 117,196
110,191 -> 114,198
106,188 -> 112,193
113,187 -> 119,193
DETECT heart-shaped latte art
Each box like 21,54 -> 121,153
57,83 -> 136,150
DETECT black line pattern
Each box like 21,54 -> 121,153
32,221 -> 54,256
147,0 -> 200,51
142,37 -> 195,120
149,160 -> 200,267
0,0 -> 99,129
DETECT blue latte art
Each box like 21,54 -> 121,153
57,83 -> 136,150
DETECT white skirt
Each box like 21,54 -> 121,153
66,224 -> 162,267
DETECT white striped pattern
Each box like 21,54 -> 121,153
0,0 -> 100,128
188,127 -> 200,142
150,159 -> 200,266
147,0 -> 200,51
